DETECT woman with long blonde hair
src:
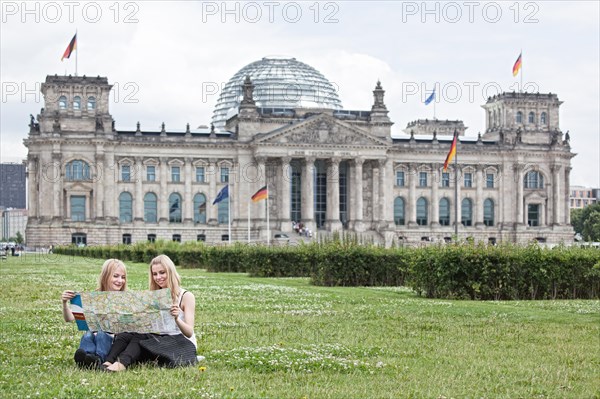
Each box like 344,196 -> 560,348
61,259 -> 127,368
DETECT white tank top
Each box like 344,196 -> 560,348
171,288 -> 197,348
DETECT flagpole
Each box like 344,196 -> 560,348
75,29 -> 78,77
520,50 -> 523,93
247,202 -> 251,243
454,130 -> 459,237
266,183 -> 270,245
228,185 -> 232,244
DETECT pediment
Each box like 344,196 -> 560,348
524,190 -> 547,200
65,180 -> 93,191
255,114 -> 388,147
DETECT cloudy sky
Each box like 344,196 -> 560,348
1,1 -> 598,186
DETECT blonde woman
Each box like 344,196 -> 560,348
103,254 -> 197,371
61,259 -> 127,368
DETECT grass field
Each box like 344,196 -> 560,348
0,253 -> 598,399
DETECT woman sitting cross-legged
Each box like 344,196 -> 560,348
103,254 -> 197,371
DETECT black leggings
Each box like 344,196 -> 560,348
105,332 -> 151,367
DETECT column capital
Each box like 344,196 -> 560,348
52,152 -> 62,161
354,157 -> 365,166
95,153 -> 105,162
303,156 -> 316,165
134,156 -> 144,163
550,164 -> 562,173
185,157 -> 194,164
159,157 -> 169,164
328,158 -> 341,167
377,158 -> 388,167
255,156 -> 266,164
281,156 -> 292,165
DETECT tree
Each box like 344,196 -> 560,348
15,231 -> 24,244
582,210 -> 600,241
571,208 -> 585,234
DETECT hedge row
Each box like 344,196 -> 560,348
55,241 -> 600,300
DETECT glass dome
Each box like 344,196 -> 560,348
212,57 -> 343,130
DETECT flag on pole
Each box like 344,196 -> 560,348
512,52 -> 522,77
61,33 -> 77,61
424,89 -> 435,105
212,185 -> 229,205
443,131 -> 458,171
251,185 -> 268,202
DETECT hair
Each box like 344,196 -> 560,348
149,254 -> 181,302
97,259 -> 127,291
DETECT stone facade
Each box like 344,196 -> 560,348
24,74 -> 575,246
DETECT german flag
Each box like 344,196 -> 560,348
512,52 -> 522,77
443,131 -> 458,172
251,185 -> 268,202
61,33 -> 77,61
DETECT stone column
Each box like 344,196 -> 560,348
327,158 -> 342,230
516,164 -> 524,225
159,157 -> 168,223
280,157 -> 291,226
378,159 -> 390,228
52,152 -> 62,220
133,156 -> 143,222
408,163 -> 417,226
255,157 -> 266,223
208,158 -> 217,224
27,157 -> 38,218
353,158 -> 364,231
431,164 -> 439,227
455,166 -> 462,229
301,157 -> 315,231
104,152 -> 116,222
184,157 -> 193,224
475,164 -> 484,227
564,167 -> 571,225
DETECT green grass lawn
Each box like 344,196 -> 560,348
1,254 -> 598,399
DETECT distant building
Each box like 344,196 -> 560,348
570,186 -> 599,209
25,58 -> 574,246
1,208 -> 28,241
0,163 -> 26,209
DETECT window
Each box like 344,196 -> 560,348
171,166 -> 181,182
217,197 -> 229,224
528,112 -> 535,124
119,192 -> 133,223
396,171 -> 405,187
461,198 -> 473,226
416,197 -> 428,226
172,234 -> 181,242
484,199 -> 494,226
528,204 -> 540,226
169,193 -> 182,223
147,234 -> 156,243
524,171 -> 544,189
73,96 -> 81,110
419,172 -> 428,187
144,192 -> 157,223
59,96 -> 67,110
70,196 -> 86,221
221,234 -> 229,241
71,233 -> 87,246
146,165 -> 156,182
393,197 -> 405,225
488,237 -> 497,245
194,193 -> 207,224
486,173 -> 494,188
439,198 -> 450,226
197,234 -> 206,242
464,172 -> 472,188
541,112 -> 547,125
66,160 -> 90,181
87,96 -> 96,110
121,165 -> 131,182
516,111 -> 523,124
220,167 -> 229,183
196,167 -> 205,183
122,234 -> 132,245
441,172 -> 450,187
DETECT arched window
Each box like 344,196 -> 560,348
528,112 -> 535,124
119,192 -> 133,223
194,193 -> 207,224
416,197 -> 428,226
524,171 -> 544,189
59,96 -> 67,110
169,193 -> 182,223
144,192 -> 157,223
484,199 -> 494,227
217,197 -> 229,224
394,197 -> 405,226
516,111 -> 523,124
73,96 -> 81,110
461,198 -> 473,226
87,96 -> 96,110
65,160 -> 90,181
540,112 -> 547,125
439,198 -> 450,226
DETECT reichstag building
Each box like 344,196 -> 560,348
25,57 -> 574,246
